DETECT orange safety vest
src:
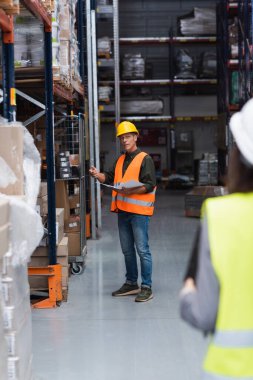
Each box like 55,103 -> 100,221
111,152 -> 156,216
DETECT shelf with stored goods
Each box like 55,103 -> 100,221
217,0 -> 253,178
97,2 -> 218,185
1,0 -> 87,272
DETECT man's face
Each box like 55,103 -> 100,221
119,133 -> 137,153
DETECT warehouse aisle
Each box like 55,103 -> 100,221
32,189 -> 208,380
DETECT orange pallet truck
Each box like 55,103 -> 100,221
28,264 -> 62,309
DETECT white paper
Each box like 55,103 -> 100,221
100,180 -> 144,190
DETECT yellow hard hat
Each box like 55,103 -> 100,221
116,121 -> 139,137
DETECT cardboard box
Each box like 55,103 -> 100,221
0,224 -> 9,259
64,215 -> 80,233
0,198 -> 9,227
0,125 -> 24,196
69,154 -> 79,166
38,182 -> 47,197
55,180 -> 70,222
56,223 -> 64,245
56,208 -> 64,228
66,232 -> 80,256
36,195 -> 48,216
32,236 -> 68,257
69,194 -> 80,209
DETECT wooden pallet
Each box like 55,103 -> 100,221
98,52 -> 111,59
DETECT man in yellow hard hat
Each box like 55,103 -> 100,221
89,121 -> 156,302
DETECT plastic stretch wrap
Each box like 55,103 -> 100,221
0,196 -> 43,266
22,126 -> 41,209
121,99 -> 163,115
0,121 -> 41,208
98,37 -> 111,56
2,265 -> 29,307
0,158 -> 17,189
122,54 -> 145,79
14,15 -> 44,67
0,299 -> 8,380
3,291 -> 31,331
229,18 -> 238,58
99,86 -> 113,102
178,7 -> 216,36
174,49 -> 196,79
198,52 -> 217,78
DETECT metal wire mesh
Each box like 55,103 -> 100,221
54,116 -> 80,180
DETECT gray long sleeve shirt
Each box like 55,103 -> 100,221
179,217 -> 220,334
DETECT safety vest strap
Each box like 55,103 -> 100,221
203,372 -> 253,380
213,330 -> 253,348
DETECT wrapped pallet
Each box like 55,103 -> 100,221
0,118 -> 43,380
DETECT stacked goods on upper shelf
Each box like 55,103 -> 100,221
52,0 -> 82,90
98,36 -> 111,58
229,17 -> 238,58
14,13 -> 44,68
122,54 -> 145,80
0,0 -> 20,14
99,86 -> 113,102
178,7 -> 216,36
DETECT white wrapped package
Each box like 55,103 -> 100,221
0,121 -> 41,209
22,126 -> 41,209
0,157 -> 17,189
0,195 -> 43,266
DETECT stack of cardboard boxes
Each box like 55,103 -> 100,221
29,181 -> 70,300
56,180 -> 87,257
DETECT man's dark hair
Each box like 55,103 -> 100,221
227,145 -> 253,193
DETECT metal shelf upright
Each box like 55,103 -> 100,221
1,10 -> 16,121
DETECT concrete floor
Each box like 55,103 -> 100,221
32,189 -> 208,380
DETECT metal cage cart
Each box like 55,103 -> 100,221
54,114 -> 87,275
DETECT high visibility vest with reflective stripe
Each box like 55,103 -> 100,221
111,152 -> 156,216
202,193 -> 253,379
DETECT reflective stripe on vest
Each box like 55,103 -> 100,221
203,372 -> 253,380
111,152 -> 156,216
112,194 -> 155,208
213,330 -> 253,348
202,194 -> 253,379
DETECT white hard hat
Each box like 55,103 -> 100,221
230,98 -> 253,166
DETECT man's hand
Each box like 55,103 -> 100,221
89,166 -> 98,178
180,277 -> 196,296
89,166 -> 105,183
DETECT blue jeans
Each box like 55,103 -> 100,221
118,212 -> 152,288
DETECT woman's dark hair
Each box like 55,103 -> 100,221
227,145 -> 253,193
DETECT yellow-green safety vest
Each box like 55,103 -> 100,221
202,193 -> 253,379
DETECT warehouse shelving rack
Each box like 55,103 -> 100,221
217,0 -> 253,176
0,0 -> 88,273
98,17 -> 218,176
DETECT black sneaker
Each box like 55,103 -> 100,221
112,283 -> 140,297
135,287 -> 153,302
